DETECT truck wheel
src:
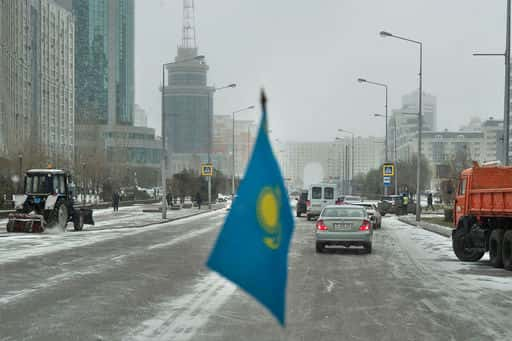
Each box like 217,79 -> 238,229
6,221 -> 14,233
489,229 -> 505,268
502,230 -> 512,270
452,227 -> 485,261
73,214 -> 84,231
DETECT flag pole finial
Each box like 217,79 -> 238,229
260,89 -> 268,132
260,89 -> 267,111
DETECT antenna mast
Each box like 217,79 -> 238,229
181,0 -> 197,49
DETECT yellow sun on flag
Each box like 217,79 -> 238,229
257,187 -> 282,250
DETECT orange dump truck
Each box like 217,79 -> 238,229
453,162 -> 512,270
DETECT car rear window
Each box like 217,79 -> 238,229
322,207 -> 365,218
324,187 -> 334,200
312,187 -> 322,199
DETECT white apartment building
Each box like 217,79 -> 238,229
278,137 -> 385,191
480,118 -> 504,163
34,0 -> 75,167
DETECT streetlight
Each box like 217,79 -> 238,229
207,83 -> 237,209
472,0 -> 511,164
375,114 -> 398,195
232,105 -> 255,195
380,30 -> 423,222
161,55 -> 204,219
337,129 -> 355,194
357,79 -> 389,160
17,154 -> 23,193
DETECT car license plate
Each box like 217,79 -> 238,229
334,223 -> 351,230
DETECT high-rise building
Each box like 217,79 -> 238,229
389,90 -> 437,163
0,0 -> 34,159
32,0 -> 76,167
73,0 -> 134,125
163,0 -> 214,173
401,90 -> 437,131
134,104 -> 148,127
0,0 -> 75,167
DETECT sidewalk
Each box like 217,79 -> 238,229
398,214 -> 453,238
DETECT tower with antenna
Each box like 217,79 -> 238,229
177,0 -> 199,61
163,0 -> 214,174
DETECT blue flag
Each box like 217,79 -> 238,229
206,92 -> 295,326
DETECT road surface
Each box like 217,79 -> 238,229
1,210 -> 512,340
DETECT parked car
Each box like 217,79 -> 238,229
378,195 -> 401,215
296,190 -> 308,217
306,183 -> 337,221
351,202 -> 382,229
315,205 -> 373,253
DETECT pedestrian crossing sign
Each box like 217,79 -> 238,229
382,163 -> 394,177
201,164 -> 214,176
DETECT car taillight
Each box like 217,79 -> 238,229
306,200 -> 310,207
359,220 -> 370,231
316,220 -> 328,231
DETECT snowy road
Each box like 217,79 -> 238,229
1,213 -> 512,340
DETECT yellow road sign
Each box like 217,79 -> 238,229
382,163 -> 394,177
201,164 -> 214,176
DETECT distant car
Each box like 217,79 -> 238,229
343,195 -> 362,204
296,190 -> 308,217
306,183 -> 337,221
315,205 -> 373,253
351,202 -> 382,229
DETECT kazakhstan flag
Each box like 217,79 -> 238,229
206,91 -> 295,326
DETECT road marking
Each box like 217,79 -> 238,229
326,280 -> 334,293
126,273 -> 236,341
147,225 -> 217,250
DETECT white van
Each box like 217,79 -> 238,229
306,183 -> 337,220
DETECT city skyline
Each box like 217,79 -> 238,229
135,0 -> 508,142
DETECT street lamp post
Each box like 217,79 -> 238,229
18,154 -> 23,193
232,105 -> 255,196
357,78 -> 389,159
161,55 -> 204,219
358,78 -> 389,194
472,0 -> 511,164
337,129 -> 355,194
207,83 -> 236,209
380,30 -> 423,222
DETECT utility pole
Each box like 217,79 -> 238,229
505,0 -> 511,165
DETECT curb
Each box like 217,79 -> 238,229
397,217 -> 453,238
83,206 -> 226,232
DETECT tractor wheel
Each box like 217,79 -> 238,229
48,201 -> 68,232
73,214 -> 84,231
452,226 -> 484,262
489,229 -> 505,268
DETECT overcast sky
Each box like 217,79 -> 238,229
135,0 -> 507,142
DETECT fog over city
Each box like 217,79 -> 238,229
136,0 -> 507,141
